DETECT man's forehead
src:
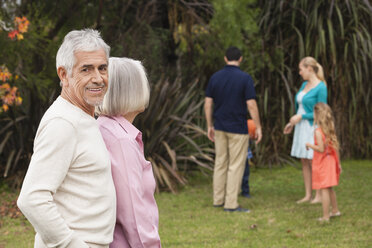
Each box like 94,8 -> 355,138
73,50 -> 108,67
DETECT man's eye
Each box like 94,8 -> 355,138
81,68 -> 89,72
99,66 -> 107,71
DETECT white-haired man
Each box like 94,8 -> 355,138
17,29 -> 116,248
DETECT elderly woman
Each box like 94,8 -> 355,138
98,57 -> 161,248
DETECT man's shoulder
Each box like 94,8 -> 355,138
210,67 -> 245,78
234,69 -> 253,79
210,68 -> 226,78
40,97 -> 89,129
223,67 -> 252,78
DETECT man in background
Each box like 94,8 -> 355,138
204,46 -> 262,213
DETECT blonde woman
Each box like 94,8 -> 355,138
98,57 -> 161,248
283,57 -> 327,204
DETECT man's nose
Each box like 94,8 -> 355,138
92,68 -> 104,83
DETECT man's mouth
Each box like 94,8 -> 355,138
87,87 -> 103,92
86,85 -> 106,93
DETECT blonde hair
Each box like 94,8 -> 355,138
300,56 -> 327,85
100,57 -> 150,116
314,103 -> 339,151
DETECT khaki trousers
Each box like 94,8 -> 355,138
213,130 -> 249,209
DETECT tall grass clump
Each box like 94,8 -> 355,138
136,77 -> 213,192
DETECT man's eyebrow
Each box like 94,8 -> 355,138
80,64 -> 94,69
80,64 -> 108,69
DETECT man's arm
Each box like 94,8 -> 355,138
247,99 -> 262,144
204,97 -> 215,142
17,118 -> 88,248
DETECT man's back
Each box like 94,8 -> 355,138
206,65 -> 256,134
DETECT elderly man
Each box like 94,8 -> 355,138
17,29 -> 116,248
204,46 -> 262,213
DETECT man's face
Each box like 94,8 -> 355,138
65,49 -> 108,109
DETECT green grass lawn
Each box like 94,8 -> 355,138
1,160 -> 371,247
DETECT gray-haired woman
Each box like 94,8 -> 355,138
98,57 -> 161,248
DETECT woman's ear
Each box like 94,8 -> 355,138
57,67 -> 69,87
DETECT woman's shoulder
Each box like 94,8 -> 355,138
309,81 -> 327,94
317,81 -> 327,89
305,81 -> 327,97
97,115 -> 111,123
97,116 -> 126,139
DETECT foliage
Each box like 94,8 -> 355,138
0,0 -> 215,191
256,0 -> 372,163
136,77 -> 213,192
0,13 -> 32,185
0,14 -> 28,112
166,0 -> 262,78
207,0 -> 261,73
7,16 -> 30,40
0,0 -> 371,191
0,68 -> 22,112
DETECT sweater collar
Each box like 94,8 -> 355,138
57,96 -> 95,120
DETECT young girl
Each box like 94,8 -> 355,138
306,103 -> 341,221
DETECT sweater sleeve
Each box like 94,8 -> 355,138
301,83 -> 327,120
100,127 -> 161,248
17,118 -> 88,248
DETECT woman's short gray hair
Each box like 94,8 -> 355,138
101,57 -> 150,116
56,29 -> 110,76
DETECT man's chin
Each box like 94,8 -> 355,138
84,97 -> 104,107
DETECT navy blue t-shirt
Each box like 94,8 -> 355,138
205,65 -> 256,134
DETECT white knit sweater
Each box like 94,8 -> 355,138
17,96 -> 116,248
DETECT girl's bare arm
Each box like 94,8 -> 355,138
305,130 -> 324,152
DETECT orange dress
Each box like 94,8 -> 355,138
312,128 -> 340,189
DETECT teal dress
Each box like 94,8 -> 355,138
290,82 -> 327,159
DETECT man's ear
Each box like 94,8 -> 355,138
57,67 -> 69,87
238,56 -> 243,63
224,56 -> 228,63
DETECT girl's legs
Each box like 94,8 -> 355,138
311,190 -> 322,204
329,188 -> 340,214
297,158 -> 312,203
320,188 -> 331,220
